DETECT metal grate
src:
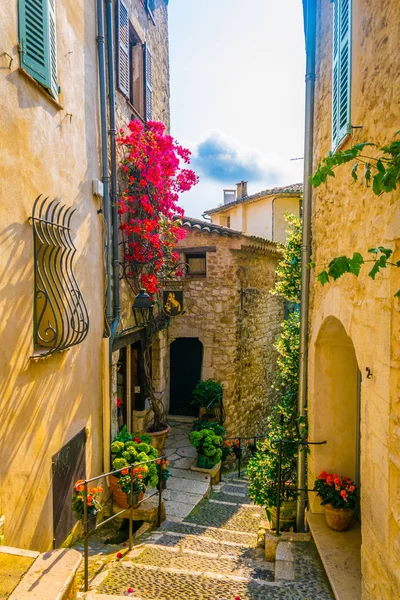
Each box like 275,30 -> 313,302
31,195 -> 89,357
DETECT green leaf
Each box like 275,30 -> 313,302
353,142 -> 377,151
317,270 -> 330,286
396,260 -> 400,267
368,261 -> 381,280
351,162 -> 359,182
394,289 -> 400,298
328,256 -> 351,281
348,252 -> 364,276
377,247 -> 393,259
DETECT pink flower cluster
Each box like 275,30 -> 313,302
117,120 -> 198,295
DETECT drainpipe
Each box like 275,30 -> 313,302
96,0 -> 112,324
296,0 -> 317,533
105,0 -> 121,346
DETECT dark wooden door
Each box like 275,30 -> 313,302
52,428 -> 86,547
169,338 -> 203,416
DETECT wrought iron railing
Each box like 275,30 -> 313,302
221,434 -> 327,535
81,456 -> 165,592
204,395 -> 225,425
30,195 -> 89,357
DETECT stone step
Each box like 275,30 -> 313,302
147,530 -> 258,558
160,519 -> 258,546
97,562 -> 279,599
209,488 -> 253,504
184,499 -> 263,534
128,544 -> 274,581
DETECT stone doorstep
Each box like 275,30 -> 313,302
9,548 -> 82,600
0,545 -> 39,559
306,512 -> 361,600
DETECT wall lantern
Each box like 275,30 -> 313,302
132,289 -> 154,327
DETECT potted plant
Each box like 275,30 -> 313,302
192,380 -> 224,420
72,480 -> 103,531
314,471 -> 357,531
189,428 -> 223,469
247,435 -> 298,530
110,435 -> 159,509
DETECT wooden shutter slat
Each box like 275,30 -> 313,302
144,43 -> 153,121
117,0 -> 130,97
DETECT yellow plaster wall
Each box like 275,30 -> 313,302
0,1 -> 104,550
211,194 -> 301,242
308,0 -> 400,596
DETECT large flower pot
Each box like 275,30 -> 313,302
197,453 -> 217,470
269,500 -> 297,531
109,474 -> 144,509
147,424 -> 171,456
324,504 -> 354,531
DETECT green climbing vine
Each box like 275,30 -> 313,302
311,131 -> 400,297
247,213 -> 302,514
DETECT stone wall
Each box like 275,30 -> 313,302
308,1 -> 400,597
155,228 -> 284,437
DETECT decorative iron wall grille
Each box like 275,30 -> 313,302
31,195 -> 89,357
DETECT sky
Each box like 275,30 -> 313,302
168,0 -> 306,219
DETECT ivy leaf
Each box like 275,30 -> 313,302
394,289 -> 400,298
396,260 -> 400,267
328,256 -> 351,280
368,261 -> 381,280
348,252 -> 364,276
351,162 -> 359,182
317,270 -> 330,286
377,247 -> 393,259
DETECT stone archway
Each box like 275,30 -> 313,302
309,316 -> 361,513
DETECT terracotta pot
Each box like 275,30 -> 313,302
147,424 -> 171,456
109,474 -> 144,509
324,504 -> 354,531
269,500 -> 297,531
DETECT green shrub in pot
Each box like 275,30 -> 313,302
189,428 -> 222,468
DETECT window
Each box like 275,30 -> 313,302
117,0 -> 153,120
332,0 -> 352,150
186,253 -> 206,276
129,27 -> 144,116
226,216 -> 231,228
18,0 -> 59,99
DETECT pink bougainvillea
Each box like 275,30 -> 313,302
117,120 -> 198,296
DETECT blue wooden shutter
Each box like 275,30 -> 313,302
18,0 -> 58,96
332,0 -> 352,149
144,43 -> 153,121
117,0 -> 130,96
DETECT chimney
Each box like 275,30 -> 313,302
223,189 -> 236,205
236,181 -> 248,199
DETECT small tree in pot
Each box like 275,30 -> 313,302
192,379 -> 224,421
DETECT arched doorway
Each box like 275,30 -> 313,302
310,317 -> 361,512
169,338 -> 203,417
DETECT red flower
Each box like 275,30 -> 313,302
117,397 -> 122,408
116,552 -> 122,559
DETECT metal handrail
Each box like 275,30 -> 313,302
221,434 -> 327,535
82,455 -> 166,591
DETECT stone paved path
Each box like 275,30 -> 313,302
83,475 -> 334,600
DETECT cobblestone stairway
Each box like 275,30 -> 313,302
84,476 -> 333,600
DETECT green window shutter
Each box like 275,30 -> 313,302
18,0 -> 58,98
144,43 -> 153,121
332,0 -> 352,150
117,0 -> 130,97
47,0 -> 58,98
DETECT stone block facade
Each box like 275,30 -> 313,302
307,0 -> 400,597
154,219 -> 284,437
